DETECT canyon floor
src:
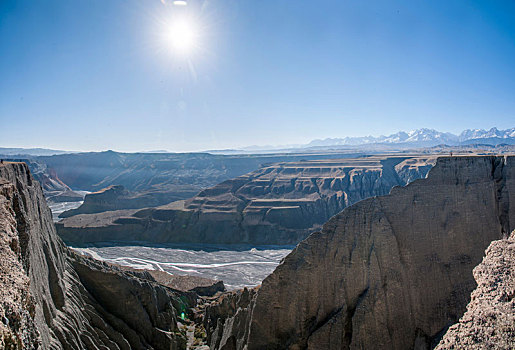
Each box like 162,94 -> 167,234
71,243 -> 293,290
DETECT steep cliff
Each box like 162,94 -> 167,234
0,162 -> 186,349
36,151 -> 372,193
436,231 -> 514,349
202,288 -> 258,349
206,156 -> 514,349
56,155 -> 435,245
3,158 -> 83,204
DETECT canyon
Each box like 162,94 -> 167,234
3,150 -> 383,218
204,156 -> 514,349
56,155 -> 436,245
1,156 -> 513,349
34,151 -> 368,207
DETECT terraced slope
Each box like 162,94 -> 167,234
57,155 -> 436,245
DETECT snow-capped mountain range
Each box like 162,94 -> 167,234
307,127 -> 515,148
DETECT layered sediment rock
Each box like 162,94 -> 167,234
206,156 -> 514,349
58,185 -> 176,218
37,150 -> 370,209
57,155 -> 436,245
0,162 -> 186,349
36,150 -> 380,193
436,231 -> 515,349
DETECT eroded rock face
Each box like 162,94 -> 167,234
56,156 -> 436,245
203,288 -> 258,350
37,150 -> 373,209
0,162 -> 186,349
59,185 -> 128,217
207,156 -> 515,349
436,231 -> 515,350
0,176 -> 39,348
59,185 -> 207,218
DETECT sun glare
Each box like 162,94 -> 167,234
166,18 -> 198,55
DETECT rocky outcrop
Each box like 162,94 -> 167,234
0,162 -> 186,349
58,185 -> 188,218
203,288 -> 258,349
0,172 -> 39,348
139,269 -> 226,297
206,156 -> 514,349
56,155 -> 436,245
436,231 -> 515,349
59,185 -> 130,217
45,190 -> 84,203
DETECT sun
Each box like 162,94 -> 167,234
166,17 -> 198,55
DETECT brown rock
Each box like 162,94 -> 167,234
0,162 -> 187,349
436,231 -> 515,349
207,156 -> 515,349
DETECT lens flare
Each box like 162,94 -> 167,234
166,17 -> 198,55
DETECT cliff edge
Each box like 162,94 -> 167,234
206,156 -> 514,349
0,162 -> 186,349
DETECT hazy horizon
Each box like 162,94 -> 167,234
1,125 -> 514,154
2,0 -> 515,152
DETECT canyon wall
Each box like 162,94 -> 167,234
57,185 -> 174,218
206,156 -> 514,349
0,162 -> 186,349
37,150 -> 368,207
57,155 -> 435,245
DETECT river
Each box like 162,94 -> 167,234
70,243 -> 294,290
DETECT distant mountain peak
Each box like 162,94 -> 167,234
306,127 -> 515,148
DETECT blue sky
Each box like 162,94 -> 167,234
1,0 -> 514,152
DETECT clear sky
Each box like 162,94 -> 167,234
1,0 -> 514,152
